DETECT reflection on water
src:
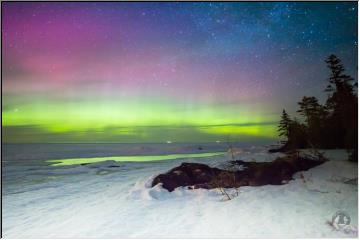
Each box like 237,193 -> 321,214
47,152 -> 226,166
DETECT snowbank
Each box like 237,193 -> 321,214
3,145 -> 357,238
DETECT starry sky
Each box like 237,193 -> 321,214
2,2 -> 358,143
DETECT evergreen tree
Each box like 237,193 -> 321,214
325,54 -> 355,96
287,118 -> 308,149
275,54 -> 357,160
297,96 -> 323,124
324,54 -> 357,150
278,109 -> 291,139
297,96 -> 328,147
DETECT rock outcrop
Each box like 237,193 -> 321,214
152,154 -> 327,192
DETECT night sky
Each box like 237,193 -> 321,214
2,2 -> 358,143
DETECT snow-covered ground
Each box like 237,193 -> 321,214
2,143 -> 358,238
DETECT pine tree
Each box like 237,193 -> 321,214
276,55 -> 357,158
297,96 -> 328,147
324,54 -> 357,150
297,96 -> 323,124
288,118 -> 308,149
325,54 -> 356,110
278,109 -> 291,139
325,54 -> 355,92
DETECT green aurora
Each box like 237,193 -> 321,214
3,96 -> 278,143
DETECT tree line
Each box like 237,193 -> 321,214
278,55 -> 358,162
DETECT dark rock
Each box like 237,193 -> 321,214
229,160 -> 247,165
348,149 -> 357,162
152,154 -> 327,192
268,144 -> 289,153
269,140 -> 309,153
344,178 -> 357,185
268,148 -> 282,153
152,162 -> 223,191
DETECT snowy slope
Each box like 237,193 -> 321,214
2,145 -> 358,238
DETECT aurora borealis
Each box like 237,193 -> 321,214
2,2 -> 357,143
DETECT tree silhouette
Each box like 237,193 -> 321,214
278,109 -> 291,139
288,118 -> 308,149
297,96 -> 328,147
297,96 -> 323,124
275,54 -> 357,161
325,54 -> 357,150
325,54 -> 355,96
